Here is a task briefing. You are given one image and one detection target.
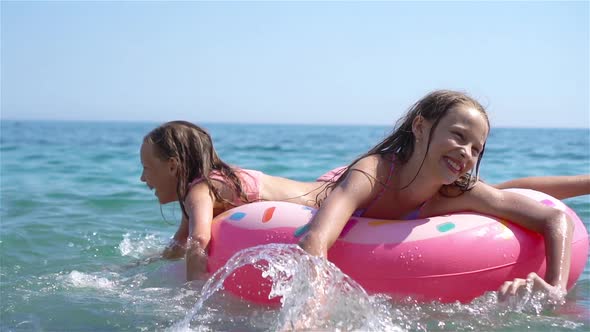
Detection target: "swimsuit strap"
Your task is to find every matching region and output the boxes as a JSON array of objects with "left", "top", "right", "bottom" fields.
[
  {"left": 403, "top": 203, "right": 425, "bottom": 220},
  {"left": 354, "top": 155, "right": 395, "bottom": 217},
  {"left": 189, "top": 171, "right": 225, "bottom": 188},
  {"left": 189, "top": 176, "right": 206, "bottom": 188},
  {"left": 189, "top": 168, "right": 233, "bottom": 188},
  {"left": 365, "top": 156, "right": 395, "bottom": 210}
]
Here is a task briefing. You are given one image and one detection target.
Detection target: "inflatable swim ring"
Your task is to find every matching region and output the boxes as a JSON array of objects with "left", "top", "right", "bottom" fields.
[{"left": 207, "top": 189, "right": 589, "bottom": 303}]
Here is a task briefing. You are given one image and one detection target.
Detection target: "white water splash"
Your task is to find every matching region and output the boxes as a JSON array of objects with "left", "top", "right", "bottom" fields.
[
  {"left": 118, "top": 232, "right": 164, "bottom": 258},
  {"left": 163, "top": 243, "right": 585, "bottom": 331},
  {"left": 65, "top": 270, "right": 118, "bottom": 290},
  {"left": 170, "top": 244, "right": 404, "bottom": 332}
]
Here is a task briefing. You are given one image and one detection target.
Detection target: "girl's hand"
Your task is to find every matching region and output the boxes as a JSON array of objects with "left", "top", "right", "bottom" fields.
[
  {"left": 162, "top": 239, "right": 186, "bottom": 259},
  {"left": 498, "top": 272, "right": 566, "bottom": 301},
  {"left": 185, "top": 237, "right": 208, "bottom": 280},
  {"left": 163, "top": 214, "right": 190, "bottom": 259}
]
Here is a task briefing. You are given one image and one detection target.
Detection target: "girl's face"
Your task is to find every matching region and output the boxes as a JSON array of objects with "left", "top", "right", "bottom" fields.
[
  {"left": 140, "top": 142, "right": 179, "bottom": 204},
  {"left": 419, "top": 106, "right": 489, "bottom": 185}
]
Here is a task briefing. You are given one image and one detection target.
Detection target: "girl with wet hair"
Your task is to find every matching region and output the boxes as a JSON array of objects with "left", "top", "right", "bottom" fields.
[
  {"left": 140, "top": 121, "right": 332, "bottom": 279},
  {"left": 299, "top": 90, "right": 579, "bottom": 300}
]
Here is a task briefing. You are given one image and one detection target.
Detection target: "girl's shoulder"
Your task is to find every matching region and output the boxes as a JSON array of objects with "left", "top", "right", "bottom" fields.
[
  {"left": 352, "top": 153, "right": 394, "bottom": 172},
  {"left": 345, "top": 154, "right": 395, "bottom": 189}
]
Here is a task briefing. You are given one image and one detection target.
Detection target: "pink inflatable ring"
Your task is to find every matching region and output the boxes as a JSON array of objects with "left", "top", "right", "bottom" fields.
[{"left": 207, "top": 189, "right": 589, "bottom": 303}]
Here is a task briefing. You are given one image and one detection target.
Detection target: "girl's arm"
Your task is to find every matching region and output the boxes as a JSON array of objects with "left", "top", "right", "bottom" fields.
[
  {"left": 427, "top": 182, "right": 573, "bottom": 299},
  {"left": 493, "top": 174, "right": 590, "bottom": 200},
  {"left": 299, "top": 157, "right": 380, "bottom": 257},
  {"left": 184, "top": 182, "right": 216, "bottom": 281},
  {"left": 161, "top": 215, "right": 189, "bottom": 259}
]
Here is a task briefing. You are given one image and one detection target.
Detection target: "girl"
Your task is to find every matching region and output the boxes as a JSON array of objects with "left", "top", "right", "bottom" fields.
[
  {"left": 141, "top": 120, "right": 588, "bottom": 286},
  {"left": 298, "top": 90, "right": 579, "bottom": 300},
  {"left": 140, "top": 121, "right": 332, "bottom": 280}
]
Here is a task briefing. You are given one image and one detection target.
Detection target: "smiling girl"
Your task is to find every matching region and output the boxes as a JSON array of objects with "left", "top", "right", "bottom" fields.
[{"left": 299, "top": 90, "right": 576, "bottom": 299}]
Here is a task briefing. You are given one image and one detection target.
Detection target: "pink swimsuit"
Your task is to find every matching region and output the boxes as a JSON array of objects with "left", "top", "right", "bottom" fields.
[
  {"left": 190, "top": 168, "right": 263, "bottom": 206},
  {"left": 316, "top": 166, "right": 348, "bottom": 183}
]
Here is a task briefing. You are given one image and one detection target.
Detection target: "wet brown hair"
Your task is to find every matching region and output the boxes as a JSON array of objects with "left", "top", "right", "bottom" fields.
[
  {"left": 321, "top": 90, "right": 489, "bottom": 202},
  {"left": 143, "top": 121, "right": 250, "bottom": 218}
]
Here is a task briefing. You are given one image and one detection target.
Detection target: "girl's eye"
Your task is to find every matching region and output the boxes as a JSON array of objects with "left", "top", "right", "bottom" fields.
[{"left": 453, "top": 131, "right": 464, "bottom": 140}]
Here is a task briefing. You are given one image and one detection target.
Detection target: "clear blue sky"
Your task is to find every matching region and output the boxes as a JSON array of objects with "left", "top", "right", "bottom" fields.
[{"left": 1, "top": 1, "right": 588, "bottom": 128}]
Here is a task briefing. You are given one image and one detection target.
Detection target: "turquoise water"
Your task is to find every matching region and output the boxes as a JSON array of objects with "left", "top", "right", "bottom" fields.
[{"left": 1, "top": 120, "right": 589, "bottom": 331}]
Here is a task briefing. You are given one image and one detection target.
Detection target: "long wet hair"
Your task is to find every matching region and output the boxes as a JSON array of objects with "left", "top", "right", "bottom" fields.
[
  {"left": 143, "top": 121, "right": 249, "bottom": 218},
  {"left": 321, "top": 90, "right": 489, "bottom": 202}
]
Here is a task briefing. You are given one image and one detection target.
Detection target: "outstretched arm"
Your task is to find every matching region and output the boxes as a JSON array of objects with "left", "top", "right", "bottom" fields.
[
  {"left": 184, "top": 182, "right": 215, "bottom": 281},
  {"left": 493, "top": 174, "right": 590, "bottom": 200},
  {"left": 474, "top": 184, "right": 573, "bottom": 298},
  {"left": 425, "top": 182, "right": 574, "bottom": 299}
]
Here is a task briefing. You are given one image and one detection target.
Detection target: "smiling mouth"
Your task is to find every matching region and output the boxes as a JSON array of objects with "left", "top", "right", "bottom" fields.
[{"left": 444, "top": 157, "right": 463, "bottom": 174}]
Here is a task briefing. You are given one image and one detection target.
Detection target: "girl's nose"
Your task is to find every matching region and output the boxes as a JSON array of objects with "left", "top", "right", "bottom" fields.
[{"left": 460, "top": 147, "right": 467, "bottom": 159}]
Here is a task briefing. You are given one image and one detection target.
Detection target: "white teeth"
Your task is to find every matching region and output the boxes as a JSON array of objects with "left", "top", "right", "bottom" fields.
[{"left": 446, "top": 158, "right": 461, "bottom": 172}]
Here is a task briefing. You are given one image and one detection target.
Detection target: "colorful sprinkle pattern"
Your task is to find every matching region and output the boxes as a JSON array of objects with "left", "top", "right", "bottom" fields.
[
  {"left": 294, "top": 223, "right": 311, "bottom": 238},
  {"left": 262, "top": 207, "right": 276, "bottom": 223},
  {"left": 436, "top": 222, "right": 456, "bottom": 233},
  {"left": 229, "top": 212, "right": 247, "bottom": 221},
  {"left": 228, "top": 195, "right": 554, "bottom": 239}
]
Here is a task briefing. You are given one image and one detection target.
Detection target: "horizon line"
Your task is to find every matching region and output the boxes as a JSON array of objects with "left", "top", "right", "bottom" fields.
[{"left": 1, "top": 118, "right": 589, "bottom": 130}]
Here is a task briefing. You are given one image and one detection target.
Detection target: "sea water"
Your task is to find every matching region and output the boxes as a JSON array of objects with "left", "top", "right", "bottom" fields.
[{"left": 1, "top": 120, "right": 589, "bottom": 331}]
